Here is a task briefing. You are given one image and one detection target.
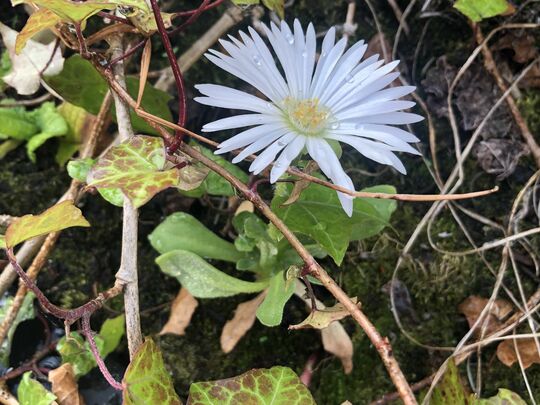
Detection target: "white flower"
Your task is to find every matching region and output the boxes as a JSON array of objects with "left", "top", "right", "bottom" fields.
[{"left": 195, "top": 19, "right": 422, "bottom": 216}]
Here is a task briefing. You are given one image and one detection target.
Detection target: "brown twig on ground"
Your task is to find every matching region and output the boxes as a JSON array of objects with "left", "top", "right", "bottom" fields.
[
  {"left": 475, "top": 26, "right": 540, "bottom": 168},
  {"left": 108, "top": 34, "right": 143, "bottom": 359},
  {"left": 180, "top": 143, "right": 418, "bottom": 405},
  {"left": 387, "top": 0, "right": 410, "bottom": 35}
]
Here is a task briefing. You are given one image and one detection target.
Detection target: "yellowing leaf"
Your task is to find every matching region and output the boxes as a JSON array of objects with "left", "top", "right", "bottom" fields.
[
  {"left": 87, "top": 135, "right": 180, "bottom": 208},
  {"left": 16, "top": 9, "right": 62, "bottom": 54},
  {"left": 289, "top": 298, "right": 360, "bottom": 330},
  {"left": 5, "top": 200, "right": 90, "bottom": 248},
  {"left": 122, "top": 339, "right": 182, "bottom": 405}
]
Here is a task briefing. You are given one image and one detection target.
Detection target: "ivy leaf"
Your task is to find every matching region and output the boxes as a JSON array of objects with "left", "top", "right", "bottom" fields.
[
  {"left": 474, "top": 389, "right": 527, "bottom": 405},
  {"left": 45, "top": 55, "right": 173, "bottom": 135},
  {"left": 18, "top": 372, "right": 57, "bottom": 405},
  {"left": 182, "top": 144, "right": 249, "bottom": 197},
  {"left": 156, "top": 250, "right": 269, "bottom": 298},
  {"left": 15, "top": 9, "right": 62, "bottom": 54},
  {"left": 12, "top": 0, "right": 148, "bottom": 25},
  {"left": 256, "top": 271, "right": 294, "bottom": 326},
  {"left": 57, "top": 332, "right": 104, "bottom": 378},
  {"left": 99, "top": 314, "right": 125, "bottom": 358},
  {"left": 149, "top": 212, "right": 243, "bottom": 262},
  {"left": 289, "top": 298, "right": 359, "bottom": 330},
  {"left": 5, "top": 200, "right": 90, "bottom": 248},
  {"left": 271, "top": 183, "right": 396, "bottom": 264},
  {"left": 122, "top": 338, "right": 182, "bottom": 405},
  {"left": 187, "top": 366, "right": 315, "bottom": 404},
  {"left": 262, "top": 0, "right": 284, "bottom": 18},
  {"left": 87, "top": 135, "right": 180, "bottom": 208},
  {"left": 67, "top": 158, "right": 95, "bottom": 182},
  {"left": 454, "top": 0, "right": 512, "bottom": 22}
]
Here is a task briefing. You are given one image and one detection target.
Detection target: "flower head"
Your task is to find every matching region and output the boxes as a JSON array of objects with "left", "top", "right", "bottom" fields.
[{"left": 195, "top": 20, "right": 422, "bottom": 216}]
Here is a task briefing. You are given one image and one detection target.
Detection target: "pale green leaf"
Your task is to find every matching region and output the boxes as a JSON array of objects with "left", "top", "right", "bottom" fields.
[
  {"left": 454, "top": 0, "right": 510, "bottom": 21},
  {"left": 99, "top": 314, "right": 125, "bottom": 358},
  {"left": 26, "top": 102, "right": 69, "bottom": 162},
  {"left": 474, "top": 388, "right": 527, "bottom": 405},
  {"left": 188, "top": 366, "right": 315, "bottom": 404},
  {"left": 67, "top": 158, "right": 95, "bottom": 182},
  {"left": 271, "top": 183, "right": 397, "bottom": 264},
  {"left": 122, "top": 338, "right": 182, "bottom": 405},
  {"left": 0, "top": 108, "right": 38, "bottom": 140},
  {"left": 87, "top": 135, "right": 180, "bottom": 208},
  {"left": 18, "top": 372, "right": 56, "bottom": 405},
  {"left": 0, "top": 139, "right": 22, "bottom": 159},
  {"left": 149, "top": 212, "right": 243, "bottom": 262},
  {"left": 156, "top": 250, "right": 269, "bottom": 298},
  {"left": 0, "top": 235, "right": 4, "bottom": 249},
  {"left": 429, "top": 359, "right": 468, "bottom": 405},
  {"left": 256, "top": 271, "right": 294, "bottom": 326},
  {"left": 57, "top": 332, "right": 103, "bottom": 377},
  {"left": 262, "top": 0, "right": 284, "bottom": 18},
  {"left": 6, "top": 200, "right": 90, "bottom": 248}
]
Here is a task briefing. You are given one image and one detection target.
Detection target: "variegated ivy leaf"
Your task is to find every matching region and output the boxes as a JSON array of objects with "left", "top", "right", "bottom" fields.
[
  {"left": 87, "top": 135, "right": 181, "bottom": 208},
  {"left": 11, "top": 0, "right": 149, "bottom": 25}
]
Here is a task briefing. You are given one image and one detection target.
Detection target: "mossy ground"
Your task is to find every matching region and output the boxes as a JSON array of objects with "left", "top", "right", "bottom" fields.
[{"left": 1, "top": 0, "right": 540, "bottom": 403}]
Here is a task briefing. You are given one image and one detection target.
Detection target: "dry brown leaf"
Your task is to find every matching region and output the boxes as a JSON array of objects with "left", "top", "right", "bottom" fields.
[
  {"left": 235, "top": 200, "right": 254, "bottom": 215},
  {"left": 289, "top": 298, "right": 359, "bottom": 330},
  {"left": 493, "top": 33, "right": 537, "bottom": 64},
  {"left": 282, "top": 161, "right": 319, "bottom": 206},
  {"left": 159, "top": 288, "right": 199, "bottom": 336},
  {"left": 497, "top": 338, "right": 540, "bottom": 369},
  {"left": 49, "top": 364, "right": 85, "bottom": 405},
  {"left": 458, "top": 296, "right": 513, "bottom": 336},
  {"left": 220, "top": 292, "right": 267, "bottom": 353},
  {"left": 322, "top": 321, "right": 354, "bottom": 374}
]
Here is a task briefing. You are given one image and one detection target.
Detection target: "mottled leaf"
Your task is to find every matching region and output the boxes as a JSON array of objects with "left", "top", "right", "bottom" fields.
[
  {"left": 87, "top": 135, "right": 179, "bottom": 208},
  {"left": 122, "top": 338, "right": 182, "bottom": 405},
  {"left": 15, "top": 9, "right": 62, "bottom": 54},
  {"left": 67, "top": 158, "right": 95, "bottom": 182},
  {"left": 289, "top": 299, "right": 359, "bottom": 330},
  {"left": 6, "top": 200, "right": 90, "bottom": 248},
  {"left": 58, "top": 332, "right": 104, "bottom": 378},
  {"left": 187, "top": 366, "right": 315, "bottom": 404},
  {"left": 45, "top": 55, "right": 172, "bottom": 135},
  {"left": 18, "top": 372, "right": 57, "bottom": 405},
  {"left": 454, "top": 0, "right": 511, "bottom": 22},
  {"left": 256, "top": 271, "right": 294, "bottom": 326},
  {"left": 149, "top": 212, "right": 242, "bottom": 262},
  {"left": 271, "top": 184, "right": 396, "bottom": 264},
  {"left": 156, "top": 250, "right": 269, "bottom": 298},
  {"left": 429, "top": 359, "right": 468, "bottom": 405},
  {"left": 474, "top": 389, "right": 527, "bottom": 405}
]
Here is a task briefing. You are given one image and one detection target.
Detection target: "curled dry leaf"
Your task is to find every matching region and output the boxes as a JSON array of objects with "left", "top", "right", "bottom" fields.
[
  {"left": 289, "top": 298, "right": 360, "bottom": 330},
  {"left": 497, "top": 338, "right": 540, "bottom": 369},
  {"left": 49, "top": 364, "right": 85, "bottom": 405},
  {"left": 282, "top": 161, "right": 319, "bottom": 206},
  {"left": 293, "top": 281, "right": 354, "bottom": 374},
  {"left": 159, "top": 287, "right": 199, "bottom": 336},
  {"left": 458, "top": 295, "right": 513, "bottom": 337},
  {"left": 234, "top": 200, "right": 254, "bottom": 215},
  {"left": 0, "top": 22, "right": 64, "bottom": 95},
  {"left": 220, "top": 291, "right": 267, "bottom": 354}
]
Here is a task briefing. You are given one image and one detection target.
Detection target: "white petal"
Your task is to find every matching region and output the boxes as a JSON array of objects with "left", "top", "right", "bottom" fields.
[
  {"left": 270, "top": 136, "right": 306, "bottom": 183},
  {"left": 249, "top": 133, "right": 296, "bottom": 174},
  {"left": 217, "top": 123, "right": 286, "bottom": 153},
  {"left": 336, "top": 100, "right": 416, "bottom": 120},
  {"left": 361, "top": 124, "right": 420, "bottom": 142},
  {"left": 351, "top": 112, "right": 424, "bottom": 125},
  {"left": 310, "top": 37, "right": 347, "bottom": 98},
  {"left": 202, "top": 114, "right": 281, "bottom": 132},
  {"left": 195, "top": 84, "right": 278, "bottom": 113},
  {"left": 231, "top": 128, "right": 289, "bottom": 163},
  {"left": 306, "top": 138, "right": 355, "bottom": 217},
  {"left": 331, "top": 127, "right": 420, "bottom": 154}
]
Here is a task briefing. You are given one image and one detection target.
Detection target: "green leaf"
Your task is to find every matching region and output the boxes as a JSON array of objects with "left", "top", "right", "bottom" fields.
[
  {"left": 262, "top": 0, "right": 284, "bottom": 18},
  {"left": 55, "top": 102, "right": 91, "bottom": 165},
  {"left": 45, "top": 55, "right": 172, "bottom": 135},
  {"left": 0, "top": 235, "right": 4, "bottom": 249},
  {"left": 474, "top": 388, "right": 527, "bottom": 405},
  {"left": 25, "top": 102, "right": 69, "bottom": 162},
  {"left": 0, "top": 50, "right": 12, "bottom": 91},
  {"left": 0, "top": 293, "right": 35, "bottom": 365},
  {"left": 18, "top": 372, "right": 57, "bottom": 405},
  {"left": 156, "top": 250, "right": 269, "bottom": 298},
  {"left": 256, "top": 271, "right": 294, "bottom": 326},
  {"left": 429, "top": 359, "right": 468, "bottom": 405},
  {"left": 67, "top": 158, "right": 95, "bottom": 182},
  {"left": 6, "top": 200, "right": 90, "bottom": 248},
  {"left": 122, "top": 338, "right": 182, "bottom": 405},
  {"left": 57, "top": 332, "right": 103, "bottom": 377},
  {"left": 0, "top": 108, "right": 38, "bottom": 140},
  {"left": 87, "top": 135, "right": 180, "bottom": 208},
  {"left": 271, "top": 183, "right": 397, "bottom": 264},
  {"left": 99, "top": 314, "right": 125, "bottom": 358},
  {"left": 454, "top": 0, "right": 510, "bottom": 22},
  {"left": 149, "top": 212, "right": 242, "bottom": 262},
  {"left": 188, "top": 366, "right": 315, "bottom": 404},
  {"left": 0, "top": 139, "right": 22, "bottom": 159},
  {"left": 15, "top": 9, "right": 62, "bottom": 54}
]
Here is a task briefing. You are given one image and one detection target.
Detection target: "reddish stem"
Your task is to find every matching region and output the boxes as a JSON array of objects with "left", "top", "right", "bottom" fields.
[
  {"left": 171, "top": 0, "right": 225, "bottom": 19},
  {"left": 168, "top": 0, "right": 213, "bottom": 36},
  {"left": 148, "top": 0, "right": 187, "bottom": 148},
  {"left": 107, "top": 39, "right": 148, "bottom": 68}
]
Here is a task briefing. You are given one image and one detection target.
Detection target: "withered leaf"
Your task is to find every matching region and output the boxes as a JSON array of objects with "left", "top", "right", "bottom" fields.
[
  {"left": 458, "top": 296, "right": 513, "bottom": 337},
  {"left": 322, "top": 322, "right": 353, "bottom": 374},
  {"left": 220, "top": 292, "right": 267, "bottom": 354},
  {"left": 49, "top": 364, "right": 85, "bottom": 405},
  {"left": 159, "top": 288, "right": 199, "bottom": 336},
  {"left": 497, "top": 338, "right": 540, "bottom": 369},
  {"left": 282, "top": 161, "right": 319, "bottom": 206},
  {"left": 289, "top": 298, "right": 359, "bottom": 330}
]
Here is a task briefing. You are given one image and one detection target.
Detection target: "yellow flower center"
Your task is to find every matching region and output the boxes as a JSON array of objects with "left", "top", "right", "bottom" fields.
[{"left": 282, "top": 98, "right": 331, "bottom": 136}]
